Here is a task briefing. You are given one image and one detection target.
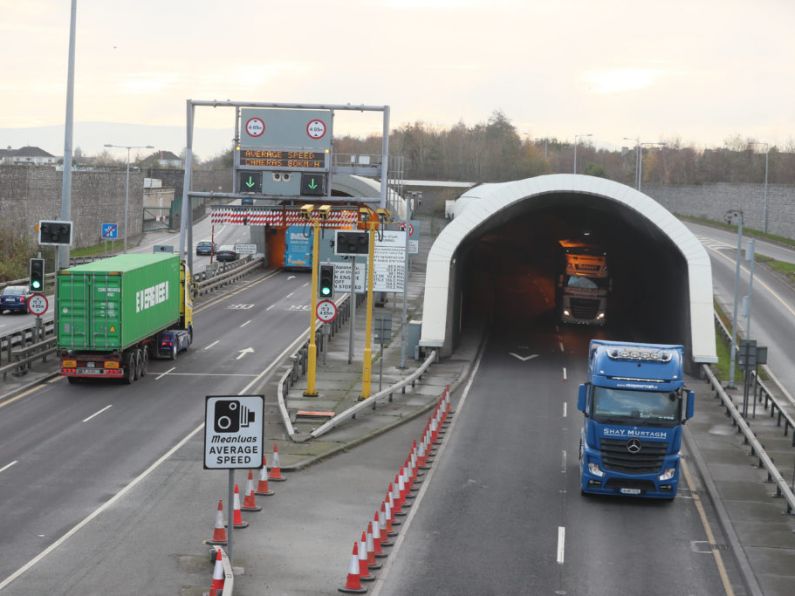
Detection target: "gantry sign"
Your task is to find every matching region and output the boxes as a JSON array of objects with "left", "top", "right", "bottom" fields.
[{"left": 177, "top": 100, "right": 390, "bottom": 274}]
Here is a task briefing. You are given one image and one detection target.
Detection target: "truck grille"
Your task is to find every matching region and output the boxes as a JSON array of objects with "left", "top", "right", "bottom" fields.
[
  {"left": 571, "top": 298, "right": 599, "bottom": 320},
  {"left": 599, "top": 438, "right": 666, "bottom": 473}
]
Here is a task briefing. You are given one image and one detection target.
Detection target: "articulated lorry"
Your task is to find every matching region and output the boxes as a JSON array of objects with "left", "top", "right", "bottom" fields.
[
  {"left": 57, "top": 253, "right": 193, "bottom": 384},
  {"left": 577, "top": 340, "right": 695, "bottom": 499},
  {"left": 558, "top": 239, "right": 609, "bottom": 326}
]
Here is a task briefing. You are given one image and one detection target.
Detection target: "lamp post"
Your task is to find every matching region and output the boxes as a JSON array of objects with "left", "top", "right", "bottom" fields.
[
  {"left": 748, "top": 142, "right": 770, "bottom": 233},
  {"left": 725, "top": 209, "right": 744, "bottom": 389},
  {"left": 104, "top": 144, "right": 154, "bottom": 252},
  {"left": 573, "top": 133, "right": 592, "bottom": 174}
]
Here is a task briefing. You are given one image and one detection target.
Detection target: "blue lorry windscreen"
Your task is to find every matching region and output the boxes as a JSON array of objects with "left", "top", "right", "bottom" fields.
[{"left": 592, "top": 387, "right": 679, "bottom": 427}]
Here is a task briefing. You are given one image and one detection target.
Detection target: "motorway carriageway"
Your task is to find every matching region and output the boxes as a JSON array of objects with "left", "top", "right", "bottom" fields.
[{"left": 0, "top": 268, "right": 311, "bottom": 583}]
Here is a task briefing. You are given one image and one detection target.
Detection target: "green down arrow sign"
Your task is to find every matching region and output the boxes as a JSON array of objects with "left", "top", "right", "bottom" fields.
[
  {"left": 240, "top": 171, "right": 261, "bottom": 193},
  {"left": 245, "top": 176, "right": 256, "bottom": 189}
]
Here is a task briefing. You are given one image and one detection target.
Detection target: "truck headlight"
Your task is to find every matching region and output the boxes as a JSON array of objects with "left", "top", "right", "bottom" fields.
[
  {"left": 588, "top": 462, "right": 605, "bottom": 477},
  {"left": 563, "top": 309, "right": 571, "bottom": 317},
  {"left": 659, "top": 467, "right": 676, "bottom": 481}
]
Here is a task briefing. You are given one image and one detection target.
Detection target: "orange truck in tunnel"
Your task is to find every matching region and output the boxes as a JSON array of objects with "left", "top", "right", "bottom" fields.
[{"left": 558, "top": 239, "right": 609, "bottom": 326}]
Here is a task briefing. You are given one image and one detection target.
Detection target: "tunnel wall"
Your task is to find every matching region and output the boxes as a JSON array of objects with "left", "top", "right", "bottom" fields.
[{"left": 420, "top": 174, "right": 717, "bottom": 364}]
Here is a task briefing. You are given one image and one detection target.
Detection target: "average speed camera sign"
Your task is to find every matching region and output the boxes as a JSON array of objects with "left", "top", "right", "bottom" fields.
[
  {"left": 316, "top": 299, "right": 338, "bottom": 323},
  {"left": 27, "top": 293, "right": 48, "bottom": 316}
]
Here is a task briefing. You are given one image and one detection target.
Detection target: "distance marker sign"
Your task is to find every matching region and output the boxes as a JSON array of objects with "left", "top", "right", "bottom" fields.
[{"left": 204, "top": 395, "right": 264, "bottom": 469}]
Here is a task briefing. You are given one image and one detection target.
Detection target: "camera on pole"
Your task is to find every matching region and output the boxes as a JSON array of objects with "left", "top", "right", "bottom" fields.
[
  {"left": 319, "top": 264, "right": 334, "bottom": 299},
  {"left": 29, "top": 258, "right": 45, "bottom": 292}
]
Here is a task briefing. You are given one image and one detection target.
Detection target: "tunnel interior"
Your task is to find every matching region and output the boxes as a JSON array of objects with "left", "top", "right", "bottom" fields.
[{"left": 457, "top": 192, "right": 691, "bottom": 354}]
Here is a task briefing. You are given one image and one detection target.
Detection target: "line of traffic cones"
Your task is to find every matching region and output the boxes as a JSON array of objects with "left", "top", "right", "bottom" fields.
[{"left": 338, "top": 387, "right": 454, "bottom": 592}]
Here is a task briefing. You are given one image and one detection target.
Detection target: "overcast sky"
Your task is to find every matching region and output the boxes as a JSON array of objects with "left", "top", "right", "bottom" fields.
[{"left": 2, "top": 0, "right": 793, "bottom": 157}]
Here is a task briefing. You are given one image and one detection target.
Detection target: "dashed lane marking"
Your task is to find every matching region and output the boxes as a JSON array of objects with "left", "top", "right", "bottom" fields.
[
  {"left": 82, "top": 405, "right": 112, "bottom": 423},
  {"left": 155, "top": 367, "right": 175, "bottom": 380},
  {"left": 0, "top": 460, "right": 18, "bottom": 474},
  {"left": 240, "top": 320, "right": 251, "bottom": 328},
  {"left": 203, "top": 340, "right": 220, "bottom": 351},
  {"left": 556, "top": 527, "right": 566, "bottom": 564}
]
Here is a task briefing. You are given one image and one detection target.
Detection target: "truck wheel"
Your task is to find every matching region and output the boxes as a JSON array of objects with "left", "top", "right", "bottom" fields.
[
  {"left": 135, "top": 349, "right": 144, "bottom": 378},
  {"left": 140, "top": 348, "right": 149, "bottom": 377},
  {"left": 124, "top": 352, "right": 137, "bottom": 384},
  {"left": 170, "top": 345, "right": 177, "bottom": 361}
]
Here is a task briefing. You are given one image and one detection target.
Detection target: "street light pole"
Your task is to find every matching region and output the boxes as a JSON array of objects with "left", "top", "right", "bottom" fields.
[
  {"left": 58, "top": 0, "right": 78, "bottom": 271},
  {"left": 573, "top": 133, "right": 592, "bottom": 174},
  {"left": 726, "top": 209, "right": 744, "bottom": 389},
  {"left": 104, "top": 143, "right": 154, "bottom": 252},
  {"left": 749, "top": 142, "right": 770, "bottom": 233}
]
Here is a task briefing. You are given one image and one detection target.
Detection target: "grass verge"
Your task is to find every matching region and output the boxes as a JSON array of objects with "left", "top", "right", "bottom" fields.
[{"left": 71, "top": 239, "right": 126, "bottom": 258}]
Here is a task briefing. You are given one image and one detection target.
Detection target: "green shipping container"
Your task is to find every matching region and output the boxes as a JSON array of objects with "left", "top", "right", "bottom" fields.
[{"left": 57, "top": 254, "right": 181, "bottom": 351}]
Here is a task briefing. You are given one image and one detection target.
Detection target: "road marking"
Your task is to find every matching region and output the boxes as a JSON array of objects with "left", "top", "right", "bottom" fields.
[
  {"left": 266, "top": 304, "right": 275, "bottom": 311},
  {"left": 203, "top": 340, "right": 220, "bottom": 351},
  {"left": 240, "top": 320, "right": 251, "bottom": 328},
  {"left": 236, "top": 347, "right": 254, "bottom": 360},
  {"left": 286, "top": 291, "right": 294, "bottom": 298},
  {"left": 562, "top": 367, "right": 567, "bottom": 381},
  {"left": 155, "top": 367, "right": 175, "bottom": 380},
  {"left": 301, "top": 282, "right": 309, "bottom": 288},
  {"left": 561, "top": 450, "right": 567, "bottom": 473},
  {"left": 194, "top": 269, "right": 280, "bottom": 314},
  {"left": 158, "top": 372, "right": 258, "bottom": 377},
  {"left": 0, "top": 460, "right": 18, "bottom": 474},
  {"left": 708, "top": 244, "right": 795, "bottom": 319},
  {"left": 370, "top": 340, "right": 488, "bottom": 596},
  {"left": 681, "top": 458, "right": 735, "bottom": 596},
  {"left": 563, "top": 402, "right": 567, "bottom": 418},
  {"left": 509, "top": 352, "right": 538, "bottom": 362},
  {"left": 287, "top": 275, "right": 296, "bottom": 281},
  {"left": 556, "top": 527, "right": 566, "bottom": 564},
  {"left": 559, "top": 341, "right": 565, "bottom": 353},
  {"left": 82, "top": 405, "right": 112, "bottom": 423}
]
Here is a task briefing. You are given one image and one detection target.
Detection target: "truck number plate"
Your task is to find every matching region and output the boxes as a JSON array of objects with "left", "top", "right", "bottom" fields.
[
  {"left": 77, "top": 368, "right": 103, "bottom": 375},
  {"left": 620, "top": 488, "right": 642, "bottom": 495}
]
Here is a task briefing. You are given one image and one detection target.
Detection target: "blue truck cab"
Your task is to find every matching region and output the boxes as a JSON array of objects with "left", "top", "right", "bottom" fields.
[{"left": 577, "top": 340, "right": 695, "bottom": 499}]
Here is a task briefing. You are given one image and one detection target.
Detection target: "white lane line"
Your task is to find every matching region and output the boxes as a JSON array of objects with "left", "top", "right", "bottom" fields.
[
  {"left": 160, "top": 373, "right": 258, "bottom": 377},
  {"left": 286, "top": 291, "right": 294, "bottom": 298},
  {"left": 82, "top": 405, "right": 112, "bottom": 423},
  {"left": 562, "top": 367, "right": 567, "bottom": 381},
  {"left": 370, "top": 341, "right": 489, "bottom": 596},
  {"left": 155, "top": 367, "right": 175, "bottom": 380},
  {"left": 0, "top": 460, "right": 18, "bottom": 474},
  {"left": 559, "top": 341, "right": 565, "bottom": 353},
  {"left": 301, "top": 282, "right": 309, "bottom": 288},
  {"left": 203, "top": 340, "right": 220, "bottom": 351},
  {"left": 266, "top": 304, "right": 275, "bottom": 311},
  {"left": 563, "top": 402, "right": 567, "bottom": 418},
  {"left": 240, "top": 320, "right": 251, "bottom": 328},
  {"left": 0, "top": 422, "right": 205, "bottom": 591},
  {"left": 561, "top": 450, "right": 567, "bottom": 473},
  {"left": 557, "top": 527, "right": 566, "bottom": 564}
]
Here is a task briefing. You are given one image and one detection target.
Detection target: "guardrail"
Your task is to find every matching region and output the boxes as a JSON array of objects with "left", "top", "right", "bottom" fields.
[
  {"left": 193, "top": 257, "right": 265, "bottom": 296},
  {"left": 0, "top": 319, "right": 55, "bottom": 366},
  {"left": 0, "top": 336, "right": 57, "bottom": 381},
  {"left": 713, "top": 313, "right": 795, "bottom": 445},
  {"left": 702, "top": 363, "right": 795, "bottom": 513},
  {"left": 309, "top": 349, "right": 438, "bottom": 440}
]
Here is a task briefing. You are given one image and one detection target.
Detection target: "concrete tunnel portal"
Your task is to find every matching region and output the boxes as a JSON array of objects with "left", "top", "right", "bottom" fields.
[{"left": 420, "top": 175, "right": 717, "bottom": 366}]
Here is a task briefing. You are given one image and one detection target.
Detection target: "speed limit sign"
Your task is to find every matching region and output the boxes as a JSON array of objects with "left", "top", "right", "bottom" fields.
[
  {"left": 316, "top": 299, "right": 338, "bottom": 323},
  {"left": 27, "top": 293, "right": 48, "bottom": 316}
]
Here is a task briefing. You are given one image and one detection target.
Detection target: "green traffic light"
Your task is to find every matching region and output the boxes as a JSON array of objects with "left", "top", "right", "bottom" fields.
[
  {"left": 32, "top": 281, "right": 41, "bottom": 289},
  {"left": 321, "top": 286, "right": 331, "bottom": 296}
]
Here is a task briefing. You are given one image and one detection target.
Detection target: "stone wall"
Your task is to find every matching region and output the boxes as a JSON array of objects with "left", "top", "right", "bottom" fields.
[
  {"left": 0, "top": 165, "right": 143, "bottom": 247},
  {"left": 643, "top": 183, "right": 795, "bottom": 238}
]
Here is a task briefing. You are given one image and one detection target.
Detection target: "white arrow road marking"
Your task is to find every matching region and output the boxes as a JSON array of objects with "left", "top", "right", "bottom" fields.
[
  {"left": 236, "top": 347, "right": 254, "bottom": 360},
  {"left": 83, "top": 405, "right": 112, "bottom": 423},
  {"left": 509, "top": 352, "right": 539, "bottom": 362},
  {"left": 203, "top": 340, "right": 220, "bottom": 351},
  {"left": 287, "top": 275, "right": 296, "bottom": 280}
]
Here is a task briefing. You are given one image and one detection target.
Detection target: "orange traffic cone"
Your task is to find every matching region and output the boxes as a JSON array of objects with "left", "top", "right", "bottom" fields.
[
  {"left": 372, "top": 513, "right": 387, "bottom": 558},
  {"left": 205, "top": 499, "right": 228, "bottom": 545},
  {"left": 270, "top": 443, "right": 286, "bottom": 481},
  {"left": 255, "top": 455, "right": 275, "bottom": 496},
  {"left": 209, "top": 547, "right": 225, "bottom": 593},
  {"left": 242, "top": 470, "right": 262, "bottom": 512},
  {"left": 365, "top": 522, "right": 382, "bottom": 569},
  {"left": 227, "top": 484, "right": 248, "bottom": 529},
  {"left": 378, "top": 504, "right": 395, "bottom": 545},
  {"left": 358, "top": 532, "right": 375, "bottom": 582},
  {"left": 338, "top": 542, "right": 367, "bottom": 593},
  {"left": 387, "top": 488, "right": 401, "bottom": 526}
]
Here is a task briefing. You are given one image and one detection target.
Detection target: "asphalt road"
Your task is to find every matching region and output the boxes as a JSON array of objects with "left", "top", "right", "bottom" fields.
[
  {"left": 378, "top": 323, "right": 730, "bottom": 596},
  {"left": 0, "top": 269, "right": 311, "bottom": 583},
  {"left": 686, "top": 222, "right": 795, "bottom": 396}
]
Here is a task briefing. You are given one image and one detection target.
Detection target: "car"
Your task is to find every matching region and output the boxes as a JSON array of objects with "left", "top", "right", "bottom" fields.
[
  {"left": 196, "top": 241, "right": 217, "bottom": 256},
  {"left": 155, "top": 329, "right": 191, "bottom": 360},
  {"left": 0, "top": 286, "right": 32, "bottom": 314},
  {"left": 215, "top": 245, "right": 239, "bottom": 262}
]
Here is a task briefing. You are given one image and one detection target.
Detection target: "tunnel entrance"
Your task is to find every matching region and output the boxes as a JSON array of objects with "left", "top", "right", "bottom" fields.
[{"left": 421, "top": 175, "right": 716, "bottom": 365}]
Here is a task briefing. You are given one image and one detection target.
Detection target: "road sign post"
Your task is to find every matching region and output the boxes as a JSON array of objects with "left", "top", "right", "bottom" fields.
[
  {"left": 305, "top": 219, "right": 321, "bottom": 397},
  {"left": 204, "top": 394, "right": 265, "bottom": 561}
]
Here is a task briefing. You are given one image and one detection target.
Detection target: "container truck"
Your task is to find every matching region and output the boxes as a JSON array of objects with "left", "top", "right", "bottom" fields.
[
  {"left": 57, "top": 253, "right": 193, "bottom": 384},
  {"left": 558, "top": 239, "right": 609, "bottom": 326},
  {"left": 577, "top": 340, "right": 695, "bottom": 499}
]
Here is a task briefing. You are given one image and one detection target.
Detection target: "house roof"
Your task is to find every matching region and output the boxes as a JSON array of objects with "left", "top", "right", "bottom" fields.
[{"left": 0, "top": 146, "right": 56, "bottom": 158}]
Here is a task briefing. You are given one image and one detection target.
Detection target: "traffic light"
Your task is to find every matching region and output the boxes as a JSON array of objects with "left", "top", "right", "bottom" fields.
[
  {"left": 319, "top": 264, "right": 334, "bottom": 299},
  {"left": 29, "top": 258, "right": 45, "bottom": 292},
  {"left": 39, "top": 220, "right": 73, "bottom": 245}
]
